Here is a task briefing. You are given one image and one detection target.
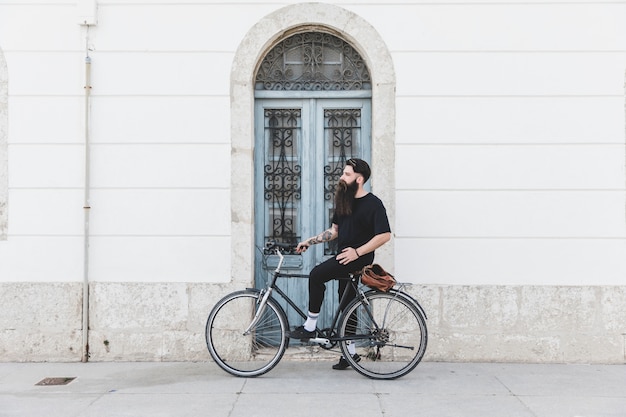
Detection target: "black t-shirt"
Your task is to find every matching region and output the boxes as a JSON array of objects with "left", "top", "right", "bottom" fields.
[{"left": 332, "top": 193, "right": 391, "bottom": 255}]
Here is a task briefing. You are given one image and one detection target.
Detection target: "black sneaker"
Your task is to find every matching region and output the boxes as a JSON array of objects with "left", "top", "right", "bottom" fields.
[
  {"left": 286, "top": 325, "right": 316, "bottom": 341},
  {"left": 332, "top": 354, "right": 361, "bottom": 370}
]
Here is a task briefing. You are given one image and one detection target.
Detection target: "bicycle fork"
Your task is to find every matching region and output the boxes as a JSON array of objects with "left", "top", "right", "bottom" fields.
[
  {"left": 243, "top": 250, "right": 285, "bottom": 336},
  {"left": 242, "top": 288, "right": 273, "bottom": 336}
]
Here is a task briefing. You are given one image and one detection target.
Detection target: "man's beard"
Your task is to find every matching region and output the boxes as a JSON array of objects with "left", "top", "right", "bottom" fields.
[{"left": 334, "top": 179, "right": 358, "bottom": 217}]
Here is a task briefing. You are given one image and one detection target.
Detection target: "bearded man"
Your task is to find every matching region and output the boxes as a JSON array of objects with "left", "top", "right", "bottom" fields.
[{"left": 287, "top": 158, "right": 391, "bottom": 370}]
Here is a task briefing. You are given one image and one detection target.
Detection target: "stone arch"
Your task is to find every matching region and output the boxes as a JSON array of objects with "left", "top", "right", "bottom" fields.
[{"left": 230, "top": 3, "right": 396, "bottom": 286}]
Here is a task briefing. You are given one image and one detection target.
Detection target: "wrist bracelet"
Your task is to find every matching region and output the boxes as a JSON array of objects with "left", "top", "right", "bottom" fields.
[{"left": 355, "top": 248, "right": 360, "bottom": 257}]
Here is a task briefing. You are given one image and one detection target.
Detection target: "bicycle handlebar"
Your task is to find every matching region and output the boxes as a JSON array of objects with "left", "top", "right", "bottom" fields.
[{"left": 264, "top": 240, "right": 298, "bottom": 254}]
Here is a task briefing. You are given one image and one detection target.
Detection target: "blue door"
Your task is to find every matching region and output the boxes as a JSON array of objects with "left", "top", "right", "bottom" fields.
[
  {"left": 254, "top": 98, "right": 371, "bottom": 330},
  {"left": 252, "top": 30, "right": 372, "bottom": 331}
]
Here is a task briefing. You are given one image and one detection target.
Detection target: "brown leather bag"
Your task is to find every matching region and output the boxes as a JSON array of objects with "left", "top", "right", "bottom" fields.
[{"left": 360, "top": 264, "right": 396, "bottom": 292}]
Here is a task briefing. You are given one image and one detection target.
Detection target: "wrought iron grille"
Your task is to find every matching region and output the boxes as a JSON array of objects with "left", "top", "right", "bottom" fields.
[
  {"left": 323, "top": 108, "right": 362, "bottom": 255},
  {"left": 264, "top": 109, "right": 302, "bottom": 245},
  {"left": 255, "top": 32, "right": 371, "bottom": 91}
]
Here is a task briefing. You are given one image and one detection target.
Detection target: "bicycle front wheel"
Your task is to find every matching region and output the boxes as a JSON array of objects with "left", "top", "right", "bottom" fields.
[
  {"left": 339, "top": 291, "right": 427, "bottom": 379},
  {"left": 206, "top": 290, "right": 288, "bottom": 377}
]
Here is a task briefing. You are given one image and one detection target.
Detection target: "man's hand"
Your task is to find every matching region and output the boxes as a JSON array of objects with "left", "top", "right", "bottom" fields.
[
  {"left": 336, "top": 247, "right": 359, "bottom": 265},
  {"left": 296, "top": 241, "right": 310, "bottom": 254}
]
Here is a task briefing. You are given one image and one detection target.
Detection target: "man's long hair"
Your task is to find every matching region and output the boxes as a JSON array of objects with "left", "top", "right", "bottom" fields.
[{"left": 334, "top": 179, "right": 358, "bottom": 217}]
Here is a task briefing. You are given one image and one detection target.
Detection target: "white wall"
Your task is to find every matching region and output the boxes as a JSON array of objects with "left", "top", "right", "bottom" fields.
[
  {"left": 372, "top": 2, "right": 626, "bottom": 285},
  {"left": 1, "top": 1, "right": 624, "bottom": 286},
  {"left": 0, "top": 48, "right": 7, "bottom": 241},
  {"left": 0, "top": 1, "right": 275, "bottom": 283},
  {"left": 0, "top": 0, "right": 625, "bottom": 362}
]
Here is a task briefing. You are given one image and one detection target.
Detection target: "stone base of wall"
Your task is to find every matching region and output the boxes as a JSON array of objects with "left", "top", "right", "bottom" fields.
[
  {"left": 1, "top": 282, "right": 625, "bottom": 363},
  {"left": 0, "top": 283, "right": 83, "bottom": 361},
  {"left": 406, "top": 285, "right": 626, "bottom": 364}
]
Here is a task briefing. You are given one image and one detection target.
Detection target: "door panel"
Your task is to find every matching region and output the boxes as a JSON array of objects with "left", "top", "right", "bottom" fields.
[
  {"left": 317, "top": 100, "right": 372, "bottom": 258},
  {"left": 254, "top": 98, "right": 370, "bottom": 331}
]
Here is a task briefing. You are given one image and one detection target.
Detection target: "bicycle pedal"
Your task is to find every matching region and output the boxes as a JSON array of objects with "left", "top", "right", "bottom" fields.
[{"left": 308, "top": 337, "right": 331, "bottom": 347}]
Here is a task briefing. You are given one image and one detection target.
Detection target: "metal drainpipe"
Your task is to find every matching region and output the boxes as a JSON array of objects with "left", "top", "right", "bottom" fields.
[{"left": 82, "top": 40, "right": 92, "bottom": 363}]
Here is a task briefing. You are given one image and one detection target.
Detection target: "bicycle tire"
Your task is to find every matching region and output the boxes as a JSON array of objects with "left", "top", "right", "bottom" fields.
[
  {"left": 338, "top": 291, "right": 427, "bottom": 380},
  {"left": 206, "top": 289, "right": 288, "bottom": 377}
]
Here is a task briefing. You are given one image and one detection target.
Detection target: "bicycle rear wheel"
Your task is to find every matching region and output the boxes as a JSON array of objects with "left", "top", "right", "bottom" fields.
[
  {"left": 206, "top": 289, "right": 288, "bottom": 377},
  {"left": 338, "top": 291, "right": 427, "bottom": 379}
]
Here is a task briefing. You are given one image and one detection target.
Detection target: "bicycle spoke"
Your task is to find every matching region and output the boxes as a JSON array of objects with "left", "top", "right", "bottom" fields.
[
  {"left": 206, "top": 290, "right": 288, "bottom": 377},
  {"left": 339, "top": 292, "right": 427, "bottom": 379}
]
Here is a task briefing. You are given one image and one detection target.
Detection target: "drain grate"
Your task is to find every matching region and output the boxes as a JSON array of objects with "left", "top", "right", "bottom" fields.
[{"left": 35, "top": 377, "right": 76, "bottom": 386}]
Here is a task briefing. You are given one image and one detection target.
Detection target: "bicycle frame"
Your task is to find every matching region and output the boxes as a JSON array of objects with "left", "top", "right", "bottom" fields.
[{"left": 244, "top": 246, "right": 387, "bottom": 348}]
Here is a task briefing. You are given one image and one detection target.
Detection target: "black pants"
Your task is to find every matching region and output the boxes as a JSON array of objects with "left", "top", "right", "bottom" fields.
[{"left": 308, "top": 255, "right": 372, "bottom": 313}]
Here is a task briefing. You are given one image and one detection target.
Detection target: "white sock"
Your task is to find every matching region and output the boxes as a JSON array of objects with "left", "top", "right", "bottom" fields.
[
  {"left": 347, "top": 341, "right": 356, "bottom": 356},
  {"left": 303, "top": 312, "right": 319, "bottom": 332}
]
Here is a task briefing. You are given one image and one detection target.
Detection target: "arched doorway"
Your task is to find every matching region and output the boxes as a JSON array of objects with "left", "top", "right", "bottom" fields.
[
  {"left": 229, "top": 3, "right": 396, "bottom": 311},
  {"left": 253, "top": 30, "right": 372, "bottom": 328}
]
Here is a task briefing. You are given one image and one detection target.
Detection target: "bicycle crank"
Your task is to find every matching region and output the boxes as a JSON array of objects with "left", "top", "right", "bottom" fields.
[{"left": 307, "top": 337, "right": 332, "bottom": 348}]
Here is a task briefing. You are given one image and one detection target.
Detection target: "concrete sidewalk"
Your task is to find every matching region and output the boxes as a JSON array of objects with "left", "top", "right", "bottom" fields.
[{"left": 1, "top": 360, "right": 625, "bottom": 417}]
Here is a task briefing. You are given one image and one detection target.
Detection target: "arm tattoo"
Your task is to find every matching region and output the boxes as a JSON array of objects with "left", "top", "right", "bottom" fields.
[{"left": 308, "top": 228, "right": 334, "bottom": 246}]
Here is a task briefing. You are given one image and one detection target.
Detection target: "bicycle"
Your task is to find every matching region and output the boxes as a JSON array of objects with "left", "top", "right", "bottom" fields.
[{"left": 205, "top": 241, "right": 428, "bottom": 380}]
